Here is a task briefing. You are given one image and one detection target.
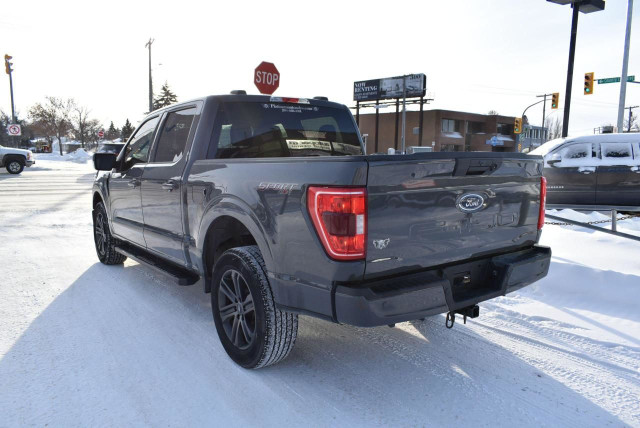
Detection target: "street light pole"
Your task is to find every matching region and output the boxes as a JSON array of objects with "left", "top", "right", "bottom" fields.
[
  {"left": 617, "top": 0, "right": 633, "bottom": 132},
  {"left": 548, "top": 0, "right": 605, "bottom": 137},
  {"left": 562, "top": 3, "right": 580, "bottom": 138},
  {"left": 145, "top": 38, "right": 154, "bottom": 113}
]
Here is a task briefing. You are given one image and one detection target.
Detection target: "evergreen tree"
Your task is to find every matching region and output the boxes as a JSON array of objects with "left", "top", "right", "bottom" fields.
[
  {"left": 121, "top": 119, "right": 135, "bottom": 141},
  {"left": 105, "top": 121, "right": 120, "bottom": 140},
  {"left": 153, "top": 82, "right": 178, "bottom": 110}
]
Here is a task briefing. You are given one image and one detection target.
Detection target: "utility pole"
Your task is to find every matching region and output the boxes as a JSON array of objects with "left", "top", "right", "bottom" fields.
[
  {"left": 617, "top": 0, "right": 634, "bottom": 132},
  {"left": 145, "top": 38, "right": 154, "bottom": 113},
  {"left": 625, "top": 105, "right": 639, "bottom": 132}
]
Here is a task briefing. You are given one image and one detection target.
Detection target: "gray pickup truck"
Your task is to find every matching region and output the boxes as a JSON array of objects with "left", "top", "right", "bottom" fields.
[{"left": 92, "top": 93, "right": 551, "bottom": 368}]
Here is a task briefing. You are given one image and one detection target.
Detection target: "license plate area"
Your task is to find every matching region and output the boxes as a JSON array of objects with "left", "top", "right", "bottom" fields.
[{"left": 443, "top": 259, "right": 501, "bottom": 305}]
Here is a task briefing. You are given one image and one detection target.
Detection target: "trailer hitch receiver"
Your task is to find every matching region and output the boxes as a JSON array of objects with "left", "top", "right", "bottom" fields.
[{"left": 445, "top": 305, "right": 480, "bottom": 329}]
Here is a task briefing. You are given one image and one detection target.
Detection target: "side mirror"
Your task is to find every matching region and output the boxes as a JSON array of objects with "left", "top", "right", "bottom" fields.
[
  {"left": 546, "top": 154, "right": 561, "bottom": 167},
  {"left": 94, "top": 152, "right": 118, "bottom": 171}
]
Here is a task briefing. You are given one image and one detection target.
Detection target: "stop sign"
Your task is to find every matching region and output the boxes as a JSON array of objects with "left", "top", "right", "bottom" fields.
[
  {"left": 254, "top": 61, "right": 280, "bottom": 95},
  {"left": 98, "top": 130, "right": 104, "bottom": 138}
]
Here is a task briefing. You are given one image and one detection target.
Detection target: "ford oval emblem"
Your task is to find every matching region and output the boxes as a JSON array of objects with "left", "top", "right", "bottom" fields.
[{"left": 456, "top": 193, "right": 486, "bottom": 213}]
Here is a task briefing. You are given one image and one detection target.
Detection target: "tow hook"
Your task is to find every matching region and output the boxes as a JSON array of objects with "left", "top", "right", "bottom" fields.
[{"left": 445, "top": 305, "right": 480, "bottom": 329}]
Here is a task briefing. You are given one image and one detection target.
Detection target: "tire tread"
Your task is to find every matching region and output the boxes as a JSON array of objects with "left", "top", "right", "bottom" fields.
[{"left": 226, "top": 245, "right": 298, "bottom": 368}]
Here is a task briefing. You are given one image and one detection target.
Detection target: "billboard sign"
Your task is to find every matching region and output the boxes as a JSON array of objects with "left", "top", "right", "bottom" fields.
[{"left": 353, "top": 74, "right": 426, "bottom": 101}]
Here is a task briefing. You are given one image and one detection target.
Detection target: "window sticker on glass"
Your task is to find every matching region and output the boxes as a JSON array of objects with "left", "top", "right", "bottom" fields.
[
  {"left": 286, "top": 140, "right": 332, "bottom": 151},
  {"left": 262, "top": 103, "right": 319, "bottom": 114}
]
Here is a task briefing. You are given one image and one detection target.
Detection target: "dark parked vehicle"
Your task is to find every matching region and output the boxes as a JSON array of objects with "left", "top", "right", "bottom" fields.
[
  {"left": 531, "top": 134, "right": 640, "bottom": 207},
  {"left": 92, "top": 94, "right": 550, "bottom": 368}
]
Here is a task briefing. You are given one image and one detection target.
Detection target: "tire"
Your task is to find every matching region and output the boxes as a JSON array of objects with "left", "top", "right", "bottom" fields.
[
  {"left": 93, "top": 201, "right": 127, "bottom": 265},
  {"left": 6, "top": 159, "right": 24, "bottom": 174},
  {"left": 211, "top": 245, "right": 298, "bottom": 369}
]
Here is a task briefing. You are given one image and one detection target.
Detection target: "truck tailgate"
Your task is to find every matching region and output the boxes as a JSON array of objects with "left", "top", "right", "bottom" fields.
[{"left": 365, "top": 153, "right": 543, "bottom": 279}]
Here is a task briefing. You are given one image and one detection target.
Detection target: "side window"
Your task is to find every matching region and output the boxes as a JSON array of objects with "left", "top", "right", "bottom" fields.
[
  {"left": 558, "top": 143, "right": 592, "bottom": 167},
  {"left": 601, "top": 142, "right": 634, "bottom": 166},
  {"left": 153, "top": 108, "right": 196, "bottom": 163},
  {"left": 122, "top": 117, "right": 160, "bottom": 169}
]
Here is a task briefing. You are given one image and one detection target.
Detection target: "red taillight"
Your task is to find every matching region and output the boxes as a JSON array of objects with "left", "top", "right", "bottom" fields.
[
  {"left": 538, "top": 176, "right": 547, "bottom": 230},
  {"left": 307, "top": 186, "right": 366, "bottom": 260}
]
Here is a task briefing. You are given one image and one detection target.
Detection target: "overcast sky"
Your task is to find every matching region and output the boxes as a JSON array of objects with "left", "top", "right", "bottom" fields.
[{"left": 1, "top": 0, "right": 638, "bottom": 136}]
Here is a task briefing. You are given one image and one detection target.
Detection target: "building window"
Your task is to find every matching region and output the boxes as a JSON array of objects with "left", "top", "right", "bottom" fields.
[
  {"left": 440, "top": 144, "right": 460, "bottom": 152},
  {"left": 467, "top": 121, "right": 485, "bottom": 134},
  {"left": 496, "top": 123, "right": 512, "bottom": 135},
  {"left": 441, "top": 119, "right": 457, "bottom": 133}
]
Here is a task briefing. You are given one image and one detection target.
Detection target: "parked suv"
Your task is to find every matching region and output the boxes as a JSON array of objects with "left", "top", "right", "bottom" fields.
[
  {"left": 0, "top": 144, "right": 35, "bottom": 174},
  {"left": 530, "top": 133, "right": 640, "bottom": 206},
  {"left": 92, "top": 94, "right": 550, "bottom": 368}
]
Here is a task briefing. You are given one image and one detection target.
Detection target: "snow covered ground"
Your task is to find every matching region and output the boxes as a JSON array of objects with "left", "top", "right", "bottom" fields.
[{"left": 1, "top": 155, "right": 639, "bottom": 427}]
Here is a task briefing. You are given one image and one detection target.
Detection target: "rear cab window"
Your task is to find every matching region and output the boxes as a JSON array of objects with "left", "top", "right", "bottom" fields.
[
  {"left": 600, "top": 142, "right": 637, "bottom": 166},
  {"left": 207, "top": 101, "right": 362, "bottom": 159}
]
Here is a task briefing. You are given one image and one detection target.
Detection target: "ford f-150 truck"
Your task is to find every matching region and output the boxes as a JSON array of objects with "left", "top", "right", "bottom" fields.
[{"left": 92, "top": 93, "right": 551, "bottom": 369}]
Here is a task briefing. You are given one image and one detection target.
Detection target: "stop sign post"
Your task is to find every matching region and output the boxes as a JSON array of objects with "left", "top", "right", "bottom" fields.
[{"left": 254, "top": 62, "right": 280, "bottom": 95}]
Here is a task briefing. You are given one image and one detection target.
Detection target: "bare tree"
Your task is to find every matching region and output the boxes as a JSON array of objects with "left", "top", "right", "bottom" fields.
[
  {"left": 72, "top": 105, "right": 102, "bottom": 149},
  {"left": 487, "top": 110, "right": 499, "bottom": 116},
  {"left": 28, "top": 97, "right": 76, "bottom": 155},
  {"left": 546, "top": 117, "right": 563, "bottom": 140}
]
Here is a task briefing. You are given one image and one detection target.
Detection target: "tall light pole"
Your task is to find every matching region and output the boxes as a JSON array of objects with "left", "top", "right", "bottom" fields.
[
  {"left": 547, "top": 0, "right": 605, "bottom": 138},
  {"left": 145, "top": 38, "right": 154, "bottom": 112},
  {"left": 617, "top": 0, "right": 633, "bottom": 132},
  {"left": 4, "top": 54, "right": 15, "bottom": 124}
]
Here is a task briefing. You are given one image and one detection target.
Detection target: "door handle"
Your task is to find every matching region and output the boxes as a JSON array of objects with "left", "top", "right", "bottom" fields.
[
  {"left": 162, "top": 180, "right": 179, "bottom": 191},
  {"left": 580, "top": 171, "right": 594, "bottom": 174},
  {"left": 128, "top": 178, "right": 140, "bottom": 188}
]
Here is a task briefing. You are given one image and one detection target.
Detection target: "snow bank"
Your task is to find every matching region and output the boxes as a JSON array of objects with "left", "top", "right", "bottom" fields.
[{"left": 35, "top": 148, "right": 93, "bottom": 164}]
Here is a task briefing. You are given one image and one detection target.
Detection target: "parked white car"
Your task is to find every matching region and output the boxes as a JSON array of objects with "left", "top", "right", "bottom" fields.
[{"left": 0, "top": 144, "right": 35, "bottom": 174}]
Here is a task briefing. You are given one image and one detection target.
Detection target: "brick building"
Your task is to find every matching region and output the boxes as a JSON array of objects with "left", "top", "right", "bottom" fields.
[{"left": 355, "top": 109, "right": 518, "bottom": 154}]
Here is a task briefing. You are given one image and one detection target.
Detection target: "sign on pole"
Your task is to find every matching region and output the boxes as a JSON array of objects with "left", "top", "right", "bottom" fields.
[
  {"left": 254, "top": 62, "right": 280, "bottom": 95},
  {"left": 98, "top": 130, "right": 104, "bottom": 138},
  {"left": 6, "top": 124, "right": 21, "bottom": 136},
  {"left": 597, "top": 75, "right": 635, "bottom": 84},
  {"left": 353, "top": 74, "right": 426, "bottom": 101}
]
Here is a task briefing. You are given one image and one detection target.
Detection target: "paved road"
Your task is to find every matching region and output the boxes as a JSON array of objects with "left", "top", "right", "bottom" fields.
[{"left": 0, "top": 160, "right": 638, "bottom": 427}]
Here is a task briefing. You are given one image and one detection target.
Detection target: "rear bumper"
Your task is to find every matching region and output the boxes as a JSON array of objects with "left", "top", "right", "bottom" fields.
[{"left": 334, "top": 245, "right": 551, "bottom": 327}]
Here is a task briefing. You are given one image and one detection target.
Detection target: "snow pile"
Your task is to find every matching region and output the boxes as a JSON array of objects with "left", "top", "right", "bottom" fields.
[{"left": 63, "top": 148, "right": 92, "bottom": 163}]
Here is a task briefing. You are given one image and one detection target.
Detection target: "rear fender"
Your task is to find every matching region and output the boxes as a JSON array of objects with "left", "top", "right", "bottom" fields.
[{"left": 195, "top": 195, "right": 274, "bottom": 277}]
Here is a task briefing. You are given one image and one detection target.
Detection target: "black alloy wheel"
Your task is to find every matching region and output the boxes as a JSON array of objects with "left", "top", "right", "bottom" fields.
[{"left": 218, "top": 269, "right": 256, "bottom": 350}]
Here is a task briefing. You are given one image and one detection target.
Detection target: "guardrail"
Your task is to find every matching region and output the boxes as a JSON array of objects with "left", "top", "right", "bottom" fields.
[{"left": 545, "top": 204, "right": 640, "bottom": 242}]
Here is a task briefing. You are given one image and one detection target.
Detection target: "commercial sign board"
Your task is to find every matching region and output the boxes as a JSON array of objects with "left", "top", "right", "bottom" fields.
[{"left": 353, "top": 74, "right": 426, "bottom": 101}]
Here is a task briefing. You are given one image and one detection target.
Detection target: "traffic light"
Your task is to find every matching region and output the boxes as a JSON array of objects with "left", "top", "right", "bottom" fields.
[
  {"left": 4, "top": 54, "right": 12, "bottom": 75},
  {"left": 584, "top": 72, "right": 594, "bottom": 95},
  {"left": 551, "top": 92, "right": 559, "bottom": 109},
  {"left": 514, "top": 117, "right": 523, "bottom": 134}
]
